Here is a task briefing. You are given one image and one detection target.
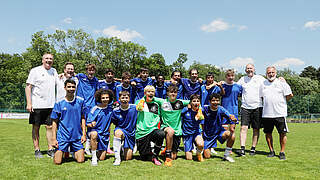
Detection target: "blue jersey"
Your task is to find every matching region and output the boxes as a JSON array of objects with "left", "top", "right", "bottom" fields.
[
  {"left": 115, "top": 84, "right": 134, "bottom": 104},
  {"left": 221, "top": 83, "right": 242, "bottom": 117},
  {"left": 154, "top": 84, "right": 165, "bottom": 99},
  {"left": 202, "top": 105, "right": 230, "bottom": 140},
  {"left": 111, "top": 104, "right": 138, "bottom": 137},
  {"left": 201, "top": 84, "right": 221, "bottom": 106},
  {"left": 163, "top": 81, "right": 183, "bottom": 99},
  {"left": 50, "top": 97, "right": 85, "bottom": 142},
  {"left": 98, "top": 80, "right": 120, "bottom": 95},
  {"left": 86, "top": 106, "right": 112, "bottom": 136},
  {"left": 181, "top": 107, "right": 202, "bottom": 136},
  {"left": 131, "top": 77, "right": 154, "bottom": 102},
  {"left": 181, "top": 78, "right": 202, "bottom": 100},
  {"left": 75, "top": 73, "right": 98, "bottom": 108}
]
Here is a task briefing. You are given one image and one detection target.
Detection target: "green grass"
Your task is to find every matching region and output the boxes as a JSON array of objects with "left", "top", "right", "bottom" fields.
[{"left": 0, "top": 119, "right": 319, "bottom": 180}]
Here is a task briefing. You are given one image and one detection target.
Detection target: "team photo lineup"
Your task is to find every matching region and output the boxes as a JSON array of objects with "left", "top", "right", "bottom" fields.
[{"left": 25, "top": 53, "right": 293, "bottom": 166}]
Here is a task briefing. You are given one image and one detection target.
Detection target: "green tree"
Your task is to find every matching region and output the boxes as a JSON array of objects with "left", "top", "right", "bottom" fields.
[
  {"left": 300, "top": 65, "right": 318, "bottom": 80},
  {"left": 144, "top": 53, "right": 169, "bottom": 77}
]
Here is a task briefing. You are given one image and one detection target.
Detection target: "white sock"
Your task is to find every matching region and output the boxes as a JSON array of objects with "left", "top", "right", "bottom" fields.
[
  {"left": 113, "top": 137, "right": 121, "bottom": 160},
  {"left": 92, "top": 150, "right": 97, "bottom": 159},
  {"left": 85, "top": 139, "right": 91, "bottom": 150}
]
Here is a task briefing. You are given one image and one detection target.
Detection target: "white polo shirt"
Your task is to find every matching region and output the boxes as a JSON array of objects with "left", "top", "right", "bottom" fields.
[
  {"left": 237, "top": 75, "right": 265, "bottom": 109},
  {"left": 259, "top": 78, "right": 292, "bottom": 118},
  {"left": 56, "top": 75, "right": 78, "bottom": 102},
  {"left": 26, "top": 65, "right": 58, "bottom": 109}
]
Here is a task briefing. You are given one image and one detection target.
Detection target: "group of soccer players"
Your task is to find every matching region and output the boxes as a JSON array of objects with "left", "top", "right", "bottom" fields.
[{"left": 27, "top": 53, "right": 293, "bottom": 167}]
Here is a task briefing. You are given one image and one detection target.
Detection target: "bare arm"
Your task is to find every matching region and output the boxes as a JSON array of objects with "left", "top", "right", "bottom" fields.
[
  {"left": 286, "top": 94, "right": 293, "bottom": 101},
  {"left": 81, "top": 115, "right": 86, "bottom": 144},
  {"left": 218, "top": 81, "right": 225, "bottom": 96},
  {"left": 25, "top": 83, "right": 33, "bottom": 113},
  {"left": 52, "top": 119, "right": 59, "bottom": 148}
]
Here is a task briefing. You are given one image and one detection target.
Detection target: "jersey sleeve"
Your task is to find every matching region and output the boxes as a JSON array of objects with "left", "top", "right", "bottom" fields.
[
  {"left": 26, "top": 68, "right": 36, "bottom": 85},
  {"left": 282, "top": 82, "right": 292, "bottom": 96},
  {"left": 50, "top": 102, "right": 61, "bottom": 120},
  {"left": 182, "top": 100, "right": 190, "bottom": 106},
  {"left": 86, "top": 107, "right": 99, "bottom": 125},
  {"left": 219, "top": 106, "right": 231, "bottom": 119},
  {"left": 153, "top": 97, "right": 165, "bottom": 106}
]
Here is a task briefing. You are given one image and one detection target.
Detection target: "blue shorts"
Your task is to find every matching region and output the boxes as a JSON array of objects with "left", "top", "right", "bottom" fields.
[
  {"left": 58, "top": 140, "right": 83, "bottom": 152},
  {"left": 204, "top": 130, "right": 226, "bottom": 149},
  {"left": 183, "top": 132, "right": 202, "bottom": 152},
  {"left": 114, "top": 127, "right": 135, "bottom": 150},
  {"left": 89, "top": 131, "right": 109, "bottom": 151}
]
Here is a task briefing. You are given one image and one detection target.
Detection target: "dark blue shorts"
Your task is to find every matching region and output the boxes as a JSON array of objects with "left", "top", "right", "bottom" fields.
[
  {"left": 183, "top": 132, "right": 202, "bottom": 152},
  {"left": 58, "top": 140, "right": 83, "bottom": 152},
  {"left": 204, "top": 130, "right": 226, "bottom": 149}
]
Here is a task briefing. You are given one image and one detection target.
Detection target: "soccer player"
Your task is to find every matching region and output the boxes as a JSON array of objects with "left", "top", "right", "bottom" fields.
[
  {"left": 181, "top": 68, "right": 202, "bottom": 100},
  {"left": 25, "top": 53, "right": 58, "bottom": 158},
  {"left": 135, "top": 85, "right": 165, "bottom": 165},
  {"left": 260, "top": 66, "right": 293, "bottom": 160},
  {"left": 154, "top": 74, "right": 165, "bottom": 99},
  {"left": 75, "top": 64, "right": 99, "bottom": 155},
  {"left": 221, "top": 69, "right": 242, "bottom": 152},
  {"left": 181, "top": 94, "right": 204, "bottom": 162},
  {"left": 237, "top": 64, "right": 265, "bottom": 156},
  {"left": 111, "top": 91, "right": 138, "bottom": 166},
  {"left": 86, "top": 89, "right": 114, "bottom": 166},
  {"left": 201, "top": 72, "right": 224, "bottom": 107},
  {"left": 56, "top": 62, "right": 78, "bottom": 102},
  {"left": 154, "top": 84, "right": 190, "bottom": 166},
  {"left": 164, "top": 70, "right": 183, "bottom": 99},
  {"left": 51, "top": 79, "right": 86, "bottom": 164},
  {"left": 115, "top": 72, "right": 134, "bottom": 104},
  {"left": 202, "top": 93, "right": 237, "bottom": 162},
  {"left": 98, "top": 68, "right": 120, "bottom": 95},
  {"left": 131, "top": 68, "right": 154, "bottom": 102}
]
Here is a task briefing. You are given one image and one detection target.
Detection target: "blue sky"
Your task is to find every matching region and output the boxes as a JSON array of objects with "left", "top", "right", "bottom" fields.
[{"left": 1, "top": 0, "right": 320, "bottom": 75}]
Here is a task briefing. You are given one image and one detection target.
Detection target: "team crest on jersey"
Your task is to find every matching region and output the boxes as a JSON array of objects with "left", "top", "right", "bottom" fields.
[
  {"left": 186, "top": 112, "right": 190, "bottom": 117},
  {"left": 147, "top": 103, "right": 159, "bottom": 114},
  {"left": 173, "top": 101, "right": 183, "bottom": 110},
  {"left": 63, "top": 107, "right": 67, "bottom": 110},
  {"left": 162, "top": 102, "right": 173, "bottom": 111}
]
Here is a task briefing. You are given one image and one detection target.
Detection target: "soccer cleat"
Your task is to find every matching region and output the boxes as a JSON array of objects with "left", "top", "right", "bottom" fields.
[
  {"left": 267, "top": 151, "right": 275, "bottom": 158},
  {"left": 113, "top": 158, "right": 121, "bottom": 166},
  {"left": 107, "top": 148, "right": 114, "bottom": 154},
  {"left": 211, "top": 148, "right": 218, "bottom": 155},
  {"left": 85, "top": 149, "right": 92, "bottom": 155},
  {"left": 197, "top": 154, "right": 204, "bottom": 162},
  {"left": 249, "top": 150, "right": 256, "bottom": 156},
  {"left": 279, "top": 152, "right": 286, "bottom": 160},
  {"left": 160, "top": 147, "right": 167, "bottom": 156},
  {"left": 164, "top": 158, "right": 172, "bottom": 167},
  {"left": 47, "top": 149, "right": 55, "bottom": 158},
  {"left": 35, "top": 150, "right": 43, "bottom": 159},
  {"left": 152, "top": 157, "right": 162, "bottom": 166},
  {"left": 223, "top": 155, "right": 235, "bottom": 163},
  {"left": 91, "top": 157, "right": 98, "bottom": 166},
  {"left": 239, "top": 149, "right": 245, "bottom": 156}
]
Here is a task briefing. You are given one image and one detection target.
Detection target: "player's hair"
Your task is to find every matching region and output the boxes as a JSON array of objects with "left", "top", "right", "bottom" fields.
[
  {"left": 190, "top": 94, "right": 200, "bottom": 102},
  {"left": 122, "top": 72, "right": 131, "bottom": 79},
  {"left": 206, "top": 72, "right": 214, "bottom": 78},
  {"left": 225, "top": 69, "right": 235, "bottom": 77},
  {"left": 42, "top": 53, "right": 53, "bottom": 59},
  {"left": 64, "top": 62, "right": 74, "bottom": 69},
  {"left": 171, "top": 70, "right": 182, "bottom": 78},
  {"left": 209, "top": 93, "right": 221, "bottom": 101},
  {"left": 86, "top": 64, "right": 96, "bottom": 71},
  {"left": 266, "top": 66, "right": 276, "bottom": 73},
  {"left": 167, "top": 84, "right": 178, "bottom": 93},
  {"left": 144, "top": 85, "right": 155, "bottom": 93},
  {"left": 156, "top": 74, "right": 164, "bottom": 80},
  {"left": 64, "top": 79, "right": 76, "bottom": 87},
  {"left": 246, "top": 63, "right": 255, "bottom": 69},
  {"left": 95, "top": 89, "right": 114, "bottom": 103},
  {"left": 189, "top": 68, "right": 198, "bottom": 75},
  {"left": 119, "top": 91, "right": 130, "bottom": 98},
  {"left": 105, "top": 68, "right": 114, "bottom": 75},
  {"left": 140, "top": 68, "right": 149, "bottom": 73}
]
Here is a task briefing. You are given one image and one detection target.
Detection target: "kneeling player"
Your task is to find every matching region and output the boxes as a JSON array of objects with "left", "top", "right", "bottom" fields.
[
  {"left": 111, "top": 91, "right": 138, "bottom": 166},
  {"left": 181, "top": 94, "right": 205, "bottom": 162},
  {"left": 51, "top": 79, "right": 86, "bottom": 165},
  {"left": 202, "top": 93, "right": 237, "bottom": 162},
  {"left": 86, "top": 89, "right": 114, "bottom": 166}
]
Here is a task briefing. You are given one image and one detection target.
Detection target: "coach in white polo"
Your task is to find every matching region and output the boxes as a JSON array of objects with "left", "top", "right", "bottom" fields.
[
  {"left": 25, "top": 53, "right": 58, "bottom": 159},
  {"left": 259, "top": 66, "right": 293, "bottom": 160},
  {"left": 237, "top": 63, "right": 265, "bottom": 156}
]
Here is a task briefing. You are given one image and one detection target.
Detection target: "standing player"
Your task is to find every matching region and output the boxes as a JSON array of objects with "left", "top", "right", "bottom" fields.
[
  {"left": 51, "top": 79, "right": 86, "bottom": 164},
  {"left": 237, "top": 64, "right": 265, "bottom": 156},
  {"left": 181, "top": 68, "right": 202, "bottom": 100},
  {"left": 115, "top": 72, "right": 134, "bottom": 104},
  {"left": 25, "top": 53, "right": 58, "bottom": 158},
  {"left": 181, "top": 94, "right": 204, "bottom": 162},
  {"left": 221, "top": 69, "right": 242, "bottom": 152},
  {"left": 111, "top": 91, "right": 138, "bottom": 166},
  {"left": 131, "top": 68, "right": 154, "bottom": 102},
  {"left": 135, "top": 85, "right": 165, "bottom": 165},
  {"left": 98, "top": 68, "right": 120, "bottom": 95},
  {"left": 86, "top": 89, "right": 114, "bottom": 166},
  {"left": 56, "top": 62, "right": 78, "bottom": 102},
  {"left": 154, "top": 75, "right": 165, "bottom": 99},
  {"left": 201, "top": 72, "right": 224, "bottom": 106},
  {"left": 260, "top": 66, "right": 293, "bottom": 160},
  {"left": 202, "top": 93, "right": 237, "bottom": 162},
  {"left": 164, "top": 70, "right": 184, "bottom": 99}
]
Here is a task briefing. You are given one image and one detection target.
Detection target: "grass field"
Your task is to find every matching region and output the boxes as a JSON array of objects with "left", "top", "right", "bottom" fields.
[{"left": 0, "top": 119, "right": 319, "bottom": 180}]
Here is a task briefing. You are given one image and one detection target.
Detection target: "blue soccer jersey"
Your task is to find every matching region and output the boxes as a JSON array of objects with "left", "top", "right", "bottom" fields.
[
  {"left": 86, "top": 106, "right": 112, "bottom": 137},
  {"left": 181, "top": 78, "right": 202, "bottom": 100},
  {"left": 181, "top": 107, "right": 202, "bottom": 136},
  {"left": 115, "top": 84, "right": 134, "bottom": 104},
  {"left": 98, "top": 80, "right": 120, "bottom": 95},
  {"left": 50, "top": 97, "right": 85, "bottom": 142},
  {"left": 200, "top": 84, "right": 221, "bottom": 107},
  {"left": 75, "top": 73, "right": 99, "bottom": 110},
  {"left": 155, "top": 84, "right": 165, "bottom": 99},
  {"left": 202, "top": 105, "right": 230, "bottom": 141},
  {"left": 163, "top": 81, "right": 184, "bottom": 99},
  {"left": 221, "top": 83, "right": 242, "bottom": 120},
  {"left": 131, "top": 77, "right": 154, "bottom": 102}
]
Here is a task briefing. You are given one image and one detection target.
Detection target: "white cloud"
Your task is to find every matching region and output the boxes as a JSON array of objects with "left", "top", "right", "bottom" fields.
[
  {"left": 201, "top": 18, "right": 247, "bottom": 32},
  {"left": 229, "top": 57, "right": 254, "bottom": 68},
  {"left": 101, "top": 25, "right": 143, "bottom": 41},
  {"left": 273, "top": 58, "right": 305, "bottom": 68},
  {"left": 8, "top": 38, "right": 16, "bottom": 44},
  {"left": 47, "top": 25, "right": 65, "bottom": 32},
  {"left": 304, "top": 21, "right": 320, "bottom": 30},
  {"left": 63, "top": 17, "right": 72, "bottom": 24}
]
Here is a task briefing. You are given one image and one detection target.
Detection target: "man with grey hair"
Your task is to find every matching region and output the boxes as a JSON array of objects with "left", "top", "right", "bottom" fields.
[
  {"left": 237, "top": 63, "right": 265, "bottom": 156},
  {"left": 259, "top": 66, "right": 293, "bottom": 160}
]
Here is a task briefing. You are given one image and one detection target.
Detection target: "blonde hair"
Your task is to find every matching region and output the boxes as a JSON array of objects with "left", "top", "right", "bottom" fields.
[{"left": 144, "top": 85, "right": 155, "bottom": 93}]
